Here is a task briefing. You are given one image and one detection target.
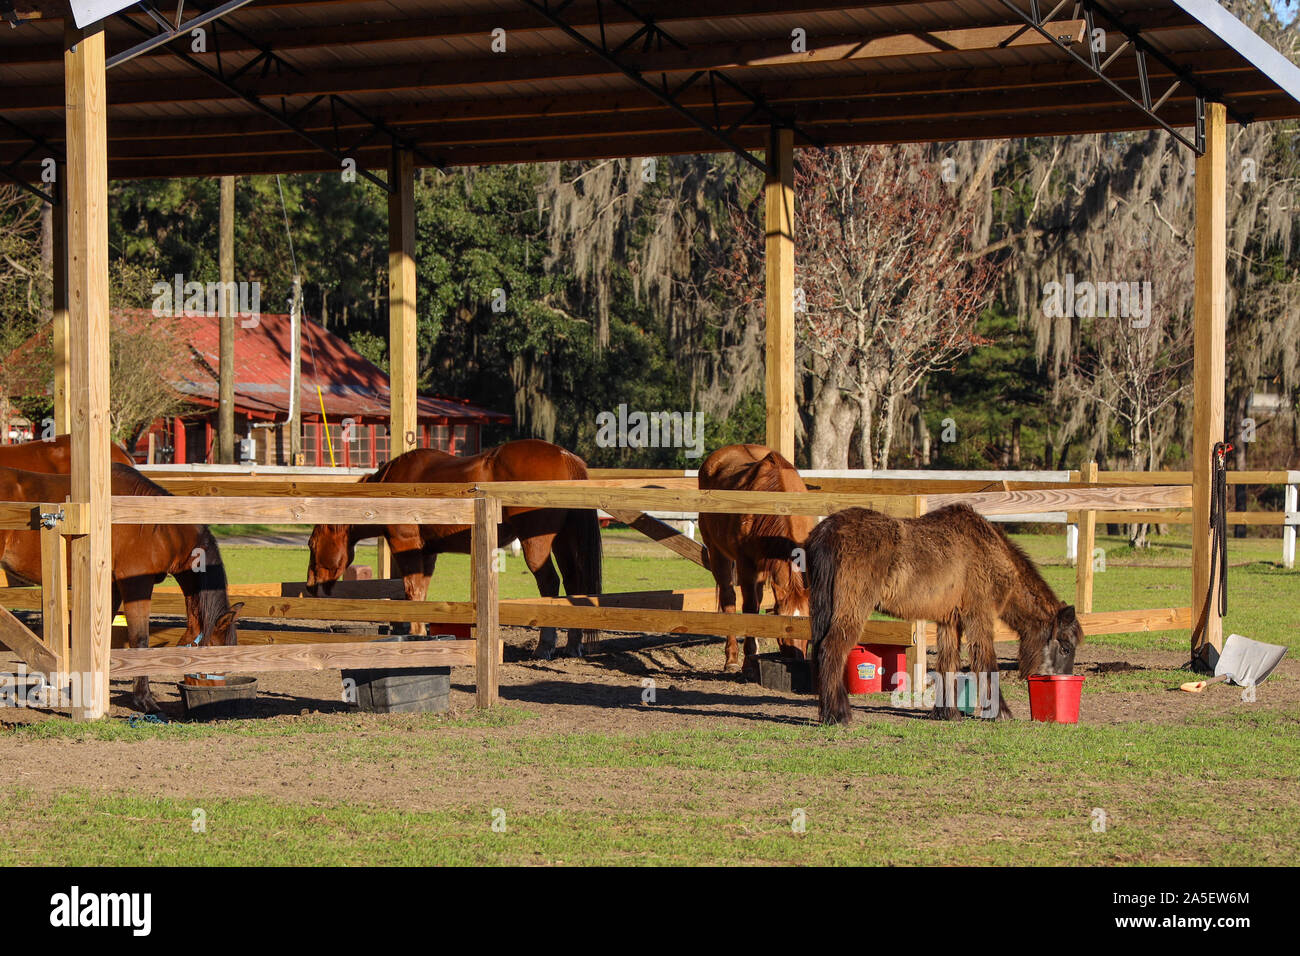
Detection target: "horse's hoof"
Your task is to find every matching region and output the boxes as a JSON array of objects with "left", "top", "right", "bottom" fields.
[
  {"left": 534, "top": 645, "right": 558, "bottom": 661},
  {"left": 563, "top": 644, "right": 584, "bottom": 659},
  {"left": 931, "top": 706, "right": 963, "bottom": 721},
  {"left": 723, "top": 661, "right": 741, "bottom": 673},
  {"left": 740, "top": 658, "right": 760, "bottom": 682},
  {"left": 133, "top": 695, "right": 161, "bottom": 714}
]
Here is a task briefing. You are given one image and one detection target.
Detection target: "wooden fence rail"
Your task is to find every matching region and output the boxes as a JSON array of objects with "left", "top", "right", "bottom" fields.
[{"left": 0, "top": 467, "right": 1284, "bottom": 720}]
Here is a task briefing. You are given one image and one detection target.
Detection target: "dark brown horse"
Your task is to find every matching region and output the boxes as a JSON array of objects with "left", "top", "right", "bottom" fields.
[
  {"left": 0, "top": 433, "right": 134, "bottom": 471},
  {"left": 307, "top": 438, "right": 603, "bottom": 658},
  {"left": 698, "top": 444, "right": 812, "bottom": 674},
  {"left": 0, "top": 463, "right": 242, "bottom": 712},
  {"left": 806, "top": 504, "right": 1081, "bottom": 725}
]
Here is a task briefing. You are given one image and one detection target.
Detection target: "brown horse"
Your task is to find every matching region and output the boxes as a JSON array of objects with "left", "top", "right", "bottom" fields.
[
  {"left": 698, "top": 444, "right": 812, "bottom": 674},
  {"left": 806, "top": 504, "right": 1081, "bottom": 725},
  {"left": 307, "top": 438, "right": 603, "bottom": 658},
  {"left": 0, "top": 433, "right": 134, "bottom": 471},
  {"left": 0, "top": 463, "right": 242, "bottom": 712}
]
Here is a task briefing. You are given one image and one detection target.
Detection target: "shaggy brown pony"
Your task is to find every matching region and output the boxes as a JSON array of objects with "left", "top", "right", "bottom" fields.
[
  {"left": 698, "top": 444, "right": 812, "bottom": 674},
  {"left": 0, "top": 463, "right": 242, "bottom": 713},
  {"left": 806, "top": 504, "right": 1081, "bottom": 724},
  {"left": 307, "top": 439, "right": 602, "bottom": 658}
]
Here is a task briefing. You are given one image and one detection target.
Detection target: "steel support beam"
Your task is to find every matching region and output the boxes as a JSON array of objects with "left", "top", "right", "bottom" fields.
[
  {"left": 519, "top": 0, "right": 822, "bottom": 172},
  {"left": 115, "top": 4, "right": 443, "bottom": 191},
  {"left": 996, "top": 0, "right": 1247, "bottom": 154}
]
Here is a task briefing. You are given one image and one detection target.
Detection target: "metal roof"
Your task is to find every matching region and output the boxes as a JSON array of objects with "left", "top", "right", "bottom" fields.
[
  {"left": 124, "top": 309, "right": 511, "bottom": 424},
  {"left": 2, "top": 1, "right": 1299, "bottom": 184}
]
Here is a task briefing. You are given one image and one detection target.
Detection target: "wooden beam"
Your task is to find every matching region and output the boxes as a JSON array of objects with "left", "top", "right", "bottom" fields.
[
  {"left": 217, "top": 174, "right": 236, "bottom": 464},
  {"left": 108, "top": 494, "right": 475, "bottom": 525},
  {"left": 64, "top": 22, "right": 111, "bottom": 720},
  {"left": 764, "top": 125, "right": 796, "bottom": 461},
  {"left": 110, "top": 639, "right": 475, "bottom": 678},
  {"left": 144, "top": 592, "right": 475, "bottom": 624},
  {"left": 0, "top": 605, "right": 57, "bottom": 674},
  {"left": 1192, "top": 101, "right": 1227, "bottom": 659},
  {"left": 473, "top": 496, "right": 501, "bottom": 708},
  {"left": 389, "top": 147, "right": 417, "bottom": 459},
  {"left": 39, "top": 518, "right": 69, "bottom": 677},
  {"left": 4, "top": 39, "right": 1240, "bottom": 149},
  {"left": 51, "top": 167, "right": 69, "bottom": 434},
  {"left": 150, "top": 479, "right": 478, "bottom": 497},
  {"left": 606, "top": 508, "right": 707, "bottom": 567},
  {"left": 1075, "top": 461, "right": 1098, "bottom": 613},
  {"left": 924, "top": 485, "right": 1191, "bottom": 515}
]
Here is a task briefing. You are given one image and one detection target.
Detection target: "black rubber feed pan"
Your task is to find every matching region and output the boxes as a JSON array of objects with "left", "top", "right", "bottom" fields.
[
  {"left": 341, "top": 635, "right": 452, "bottom": 714},
  {"left": 754, "top": 653, "right": 813, "bottom": 694},
  {"left": 177, "top": 676, "right": 258, "bottom": 720}
]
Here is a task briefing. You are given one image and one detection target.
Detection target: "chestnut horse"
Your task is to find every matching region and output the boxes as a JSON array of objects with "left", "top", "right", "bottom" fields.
[
  {"left": 0, "top": 433, "right": 134, "bottom": 471},
  {"left": 0, "top": 463, "right": 242, "bottom": 712},
  {"left": 307, "top": 439, "right": 603, "bottom": 658},
  {"left": 698, "top": 444, "right": 811, "bottom": 674},
  {"left": 806, "top": 504, "right": 1082, "bottom": 725}
]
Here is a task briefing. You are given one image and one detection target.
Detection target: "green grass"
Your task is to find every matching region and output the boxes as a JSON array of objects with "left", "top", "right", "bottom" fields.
[
  {"left": 3, "top": 526, "right": 1293, "bottom": 866},
  {"left": 2, "top": 707, "right": 1296, "bottom": 865}
]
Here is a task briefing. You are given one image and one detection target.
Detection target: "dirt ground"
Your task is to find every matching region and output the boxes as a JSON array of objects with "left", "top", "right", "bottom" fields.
[{"left": 0, "top": 624, "right": 1295, "bottom": 813}]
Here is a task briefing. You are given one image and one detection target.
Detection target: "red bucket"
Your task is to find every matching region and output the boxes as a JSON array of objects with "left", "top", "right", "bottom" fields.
[
  {"left": 844, "top": 645, "right": 907, "bottom": 695},
  {"left": 844, "top": 646, "right": 883, "bottom": 694},
  {"left": 1027, "top": 674, "right": 1085, "bottom": 723},
  {"left": 873, "top": 645, "right": 909, "bottom": 694}
]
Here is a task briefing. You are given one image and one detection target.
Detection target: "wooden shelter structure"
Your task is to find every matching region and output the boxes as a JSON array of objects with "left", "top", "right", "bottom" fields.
[{"left": 2, "top": 0, "right": 1300, "bottom": 718}]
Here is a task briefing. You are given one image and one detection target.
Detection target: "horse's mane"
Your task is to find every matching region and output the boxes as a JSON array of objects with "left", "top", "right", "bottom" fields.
[
  {"left": 746, "top": 454, "right": 810, "bottom": 565},
  {"left": 193, "top": 526, "right": 233, "bottom": 635},
  {"left": 962, "top": 506, "right": 1062, "bottom": 610},
  {"left": 364, "top": 457, "right": 398, "bottom": 484}
]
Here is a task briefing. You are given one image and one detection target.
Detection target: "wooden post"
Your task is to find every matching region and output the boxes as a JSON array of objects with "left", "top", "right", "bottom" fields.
[
  {"left": 1284, "top": 483, "right": 1297, "bottom": 571},
  {"left": 903, "top": 496, "right": 929, "bottom": 708},
  {"left": 289, "top": 276, "right": 303, "bottom": 465},
  {"left": 1075, "top": 461, "right": 1097, "bottom": 613},
  {"left": 40, "top": 516, "right": 69, "bottom": 702},
  {"left": 388, "top": 147, "right": 417, "bottom": 459},
  {"left": 64, "top": 23, "right": 112, "bottom": 720},
  {"left": 51, "top": 167, "right": 70, "bottom": 436},
  {"left": 1192, "top": 101, "right": 1227, "bottom": 657},
  {"left": 472, "top": 495, "right": 501, "bottom": 708},
  {"left": 764, "top": 126, "right": 796, "bottom": 461},
  {"left": 906, "top": 620, "right": 928, "bottom": 710},
  {"left": 217, "top": 175, "right": 236, "bottom": 464}
]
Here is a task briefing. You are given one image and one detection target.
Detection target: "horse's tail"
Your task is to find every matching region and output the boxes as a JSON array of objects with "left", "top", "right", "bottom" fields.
[
  {"left": 804, "top": 512, "right": 874, "bottom": 724},
  {"left": 805, "top": 519, "right": 836, "bottom": 665},
  {"left": 559, "top": 448, "right": 602, "bottom": 596}
]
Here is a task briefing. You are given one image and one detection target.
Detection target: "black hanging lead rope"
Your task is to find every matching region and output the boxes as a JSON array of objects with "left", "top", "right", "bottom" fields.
[{"left": 1189, "top": 440, "right": 1232, "bottom": 672}]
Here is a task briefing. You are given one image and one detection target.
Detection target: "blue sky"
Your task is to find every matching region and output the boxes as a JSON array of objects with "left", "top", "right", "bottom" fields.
[{"left": 1277, "top": 0, "right": 1298, "bottom": 25}]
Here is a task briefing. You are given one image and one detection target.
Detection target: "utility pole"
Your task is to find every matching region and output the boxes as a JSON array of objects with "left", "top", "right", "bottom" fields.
[
  {"left": 289, "top": 274, "right": 303, "bottom": 465},
  {"left": 218, "top": 175, "right": 235, "bottom": 464}
]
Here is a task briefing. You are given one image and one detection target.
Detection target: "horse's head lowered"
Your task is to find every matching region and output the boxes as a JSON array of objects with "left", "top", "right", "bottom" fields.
[
  {"left": 306, "top": 524, "right": 353, "bottom": 596},
  {"left": 1022, "top": 603, "right": 1083, "bottom": 676},
  {"left": 770, "top": 561, "right": 811, "bottom": 619}
]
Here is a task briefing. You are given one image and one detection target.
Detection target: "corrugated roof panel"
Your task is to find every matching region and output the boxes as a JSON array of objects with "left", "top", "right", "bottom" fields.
[{"left": 1, "top": 0, "right": 1296, "bottom": 178}]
